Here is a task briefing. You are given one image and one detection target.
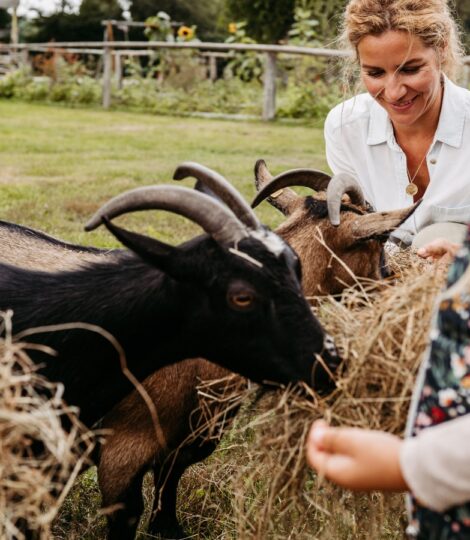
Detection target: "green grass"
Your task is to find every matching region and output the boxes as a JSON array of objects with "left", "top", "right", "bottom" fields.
[
  {"left": 1, "top": 101, "right": 407, "bottom": 539},
  {"left": 0, "top": 100, "right": 329, "bottom": 248}
]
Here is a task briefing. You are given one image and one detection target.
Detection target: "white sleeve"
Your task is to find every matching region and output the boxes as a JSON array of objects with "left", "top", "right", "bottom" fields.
[
  {"left": 400, "top": 414, "right": 470, "bottom": 512},
  {"left": 324, "top": 109, "right": 358, "bottom": 179}
]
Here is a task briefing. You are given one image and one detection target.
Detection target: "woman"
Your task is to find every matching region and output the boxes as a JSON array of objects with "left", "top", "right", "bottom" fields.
[{"left": 325, "top": 0, "right": 470, "bottom": 247}]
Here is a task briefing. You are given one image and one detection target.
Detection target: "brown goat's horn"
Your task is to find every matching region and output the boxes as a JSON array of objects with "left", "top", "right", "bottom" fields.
[
  {"left": 173, "top": 161, "right": 261, "bottom": 230},
  {"left": 251, "top": 168, "right": 332, "bottom": 209},
  {"left": 85, "top": 185, "right": 248, "bottom": 246},
  {"left": 326, "top": 173, "right": 365, "bottom": 226}
]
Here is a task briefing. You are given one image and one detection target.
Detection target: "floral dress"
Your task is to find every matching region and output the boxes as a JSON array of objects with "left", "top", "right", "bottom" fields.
[{"left": 406, "top": 226, "right": 470, "bottom": 539}]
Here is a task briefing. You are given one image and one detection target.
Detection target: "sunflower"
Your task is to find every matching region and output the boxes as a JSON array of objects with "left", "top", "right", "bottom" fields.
[
  {"left": 177, "top": 26, "right": 194, "bottom": 40},
  {"left": 228, "top": 22, "right": 237, "bottom": 34}
]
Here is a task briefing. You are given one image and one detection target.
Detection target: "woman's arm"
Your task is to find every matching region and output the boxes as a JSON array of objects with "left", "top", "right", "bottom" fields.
[{"left": 416, "top": 238, "right": 461, "bottom": 263}]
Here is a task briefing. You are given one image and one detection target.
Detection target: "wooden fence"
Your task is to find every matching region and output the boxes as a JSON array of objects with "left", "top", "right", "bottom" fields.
[{"left": 2, "top": 41, "right": 470, "bottom": 120}]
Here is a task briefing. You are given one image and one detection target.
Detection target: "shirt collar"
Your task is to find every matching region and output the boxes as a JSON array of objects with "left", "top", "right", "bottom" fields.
[{"left": 366, "top": 75, "right": 466, "bottom": 148}]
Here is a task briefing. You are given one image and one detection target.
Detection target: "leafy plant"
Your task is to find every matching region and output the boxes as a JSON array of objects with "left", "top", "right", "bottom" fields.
[
  {"left": 288, "top": 4, "right": 320, "bottom": 45},
  {"left": 144, "top": 11, "right": 174, "bottom": 42},
  {"left": 224, "top": 22, "right": 263, "bottom": 83},
  {"left": 225, "top": 0, "right": 295, "bottom": 43}
]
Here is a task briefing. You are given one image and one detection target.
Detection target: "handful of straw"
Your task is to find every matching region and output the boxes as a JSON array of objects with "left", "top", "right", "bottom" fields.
[
  {"left": 0, "top": 311, "right": 95, "bottom": 540},
  {"left": 181, "top": 251, "right": 447, "bottom": 539}
]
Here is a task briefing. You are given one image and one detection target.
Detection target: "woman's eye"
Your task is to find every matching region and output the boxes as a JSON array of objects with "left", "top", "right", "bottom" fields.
[
  {"left": 401, "top": 65, "right": 422, "bottom": 74},
  {"left": 366, "top": 70, "right": 384, "bottom": 78}
]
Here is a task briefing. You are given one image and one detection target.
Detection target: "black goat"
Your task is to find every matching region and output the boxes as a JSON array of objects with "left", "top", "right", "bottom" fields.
[
  {"left": 0, "top": 182, "right": 340, "bottom": 429},
  {"left": 0, "top": 169, "right": 341, "bottom": 538}
]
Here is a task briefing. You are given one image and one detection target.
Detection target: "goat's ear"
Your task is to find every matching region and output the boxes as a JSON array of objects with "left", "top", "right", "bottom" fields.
[
  {"left": 351, "top": 202, "right": 419, "bottom": 241},
  {"left": 104, "top": 219, "right": 177, "bottom": 270},
  {"left": 254, "top": 160, "right": 301, "bottom": 217}
]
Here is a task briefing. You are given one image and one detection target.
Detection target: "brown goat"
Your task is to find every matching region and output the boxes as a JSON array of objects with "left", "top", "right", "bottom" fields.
[
  {"left": 252, "top": 160, "right": 418, "bottom": 296},
  {"left": 98, "top": 359, "right": 239, "bottom": 539}
]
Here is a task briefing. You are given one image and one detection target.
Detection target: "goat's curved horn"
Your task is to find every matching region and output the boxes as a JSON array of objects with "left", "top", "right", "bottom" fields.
[
  {"left": 326, "top": 173, "right": 366, "bottom": 226},
  {"left": 251, "top": 168, "right": 332, "bottom": 209},
  {"left": 85, "top": 185, "right": 248, "bottom": 246},
  {"left": 173, "top": 161, "right": 261, "bottom": 230}
]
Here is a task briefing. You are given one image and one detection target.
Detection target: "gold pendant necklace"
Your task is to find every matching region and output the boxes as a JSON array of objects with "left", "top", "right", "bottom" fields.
[
  {"left": 406, "top": 181, "right": 419, "bottom": 196},
  {"left": 406, "top": 143, "right": 432, "bottom": 197}
]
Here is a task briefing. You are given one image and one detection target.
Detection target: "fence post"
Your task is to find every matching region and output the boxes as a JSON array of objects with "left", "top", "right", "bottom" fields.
[
  {"left": 102, "top": 45, "right": 112, "bottom": 108},
  {"left": 209, "top": 54, "right": 217, "bottom": 82},
  {"left": 115, "top": 52, "right": 123, "bottom": 89},
  {"left": 102, "top": 22, "right": 114, "bottom": 109},
  {"left": 263, "top": 52, "right": 277, "bottom": 121}
]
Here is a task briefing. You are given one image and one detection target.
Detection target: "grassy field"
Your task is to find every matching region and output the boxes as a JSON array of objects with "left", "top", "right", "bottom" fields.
[
  {"left": 0, "top": 101, "right": 328, "bottom": 538},
  {"left": 0, "top": 101, "right": 329, "bottom": 248},
  {"left": 1, "top": 101, "right": 407, "bottom": 539}
]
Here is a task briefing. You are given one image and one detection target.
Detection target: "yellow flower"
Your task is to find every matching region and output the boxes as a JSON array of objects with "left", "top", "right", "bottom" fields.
[
  {"left": 177, "top": 26, "right": 194, "bottom": 40},
  {"left": 228, "top": 22, "right": 237, "bottom": 34}
]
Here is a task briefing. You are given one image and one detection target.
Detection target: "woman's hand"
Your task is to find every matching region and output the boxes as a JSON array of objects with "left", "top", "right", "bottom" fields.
[
  {"left": 306, "top": 420, "right": 408, "bottom": 491},
  {"left": 416, "top": 238, "right": 461, "bottom": 263}
]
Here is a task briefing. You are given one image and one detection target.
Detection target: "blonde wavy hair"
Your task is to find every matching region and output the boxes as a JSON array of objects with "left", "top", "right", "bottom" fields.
[{"left": 339, "top": 0, "right": 465, "bottom": 83}]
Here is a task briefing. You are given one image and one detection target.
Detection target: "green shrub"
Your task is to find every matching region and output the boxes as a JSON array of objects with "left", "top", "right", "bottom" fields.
[
  {"left": 277, "top": 79, "right": 342, "bottom": 121},
  {"left": 0, "top": 62, "right": 343, "bottom": 121}
]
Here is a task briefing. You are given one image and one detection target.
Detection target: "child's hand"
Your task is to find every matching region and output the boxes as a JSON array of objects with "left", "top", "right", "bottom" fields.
[
  {"left": 306, "top": 420, "right": 408, "bottom": 491},
  {"left": 416, "top": 238, "right": 461, "bottom": 264}
]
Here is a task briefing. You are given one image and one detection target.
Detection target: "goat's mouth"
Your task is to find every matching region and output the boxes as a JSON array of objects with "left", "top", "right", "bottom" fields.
[{"left": 310, "top": 336, "right": 342, "bottom": 394}]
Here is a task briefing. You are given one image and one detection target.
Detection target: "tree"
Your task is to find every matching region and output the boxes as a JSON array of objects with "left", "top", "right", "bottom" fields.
[
  {"left": 129, "top": 0, "right": 225, "bottom": 41},
  {"left": 79, "top": 0, "right": 122, "bottom": 20},
  {"left": 78, "top": 0, "right": 123, "bottom": 40},
  {"left": 225, "top": 0, "right": 295, "bottom": 43},
  {"left": 0, "top": 9, "right": 11, "bottom": 42},
  {"left": 25, "top": 0, "right": 123, "bottom": 42},
  {"left": 295, "top": 0, "right": 347, "bottom": 44},
  {"left": 454, "top": 0, "right": 470, "bottom": 52}
]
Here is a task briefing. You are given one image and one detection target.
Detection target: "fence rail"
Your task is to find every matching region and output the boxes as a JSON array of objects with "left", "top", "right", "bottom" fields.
[{"left": 2, "top": 41, "right": 470, "bottom": 120}]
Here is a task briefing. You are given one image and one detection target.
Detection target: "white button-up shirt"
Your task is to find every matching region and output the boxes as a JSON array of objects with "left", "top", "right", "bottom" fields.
[{"left": 324, "top": 77, "right": 470, "bottom": 244}]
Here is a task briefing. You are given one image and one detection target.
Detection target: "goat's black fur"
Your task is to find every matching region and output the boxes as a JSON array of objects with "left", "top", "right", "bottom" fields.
[
  {"left": 304, "top": 197, "right": 369, "bottom": 220},
  {"left": 0, "top": 231, "right": 337, "bottom": 429}
]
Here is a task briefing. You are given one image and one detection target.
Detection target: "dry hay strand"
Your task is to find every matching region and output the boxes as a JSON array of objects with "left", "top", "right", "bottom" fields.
[
  {"left": 0, "top": 311, "right": 96, "bottom": 540},
  {"left": 179, "top": 250, "right": 448, "bottom": 539}
]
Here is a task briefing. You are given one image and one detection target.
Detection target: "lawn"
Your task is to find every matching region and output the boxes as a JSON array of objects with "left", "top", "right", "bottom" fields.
[
  {"left": 0, "top": 101, "right": 329, "bottom": 247},
  {"left": 0, "top": 101, "right": 408, "bottom": 539}
]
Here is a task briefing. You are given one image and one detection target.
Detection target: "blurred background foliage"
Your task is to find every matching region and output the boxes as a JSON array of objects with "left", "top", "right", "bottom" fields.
[
  {"left": 0, "top": 0, "right": 468, "bottom": 122},
  {"left": 0, "top": 0, "right": 468, "bottom": 50}
]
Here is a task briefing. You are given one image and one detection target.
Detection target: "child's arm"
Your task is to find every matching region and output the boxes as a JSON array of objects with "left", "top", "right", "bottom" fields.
[
  {"left": 306, "top": 420, "right": 407, "bottom": 491},
  {"left": 306, "top": 416, "right": 470, "bottom": 511},
  {"left": 400, "top": 414, "right": 470, "bottom": 511}
]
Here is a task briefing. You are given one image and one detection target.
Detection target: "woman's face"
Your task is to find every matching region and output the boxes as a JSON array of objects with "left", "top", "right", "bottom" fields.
[{"left": 357, "top": 30, "right": 443, "bottom": 130}]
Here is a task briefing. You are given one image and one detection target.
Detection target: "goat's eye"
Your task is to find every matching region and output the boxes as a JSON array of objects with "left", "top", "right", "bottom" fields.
[{"left": 227, "top": 282, "right": 256, "bottom": 311}]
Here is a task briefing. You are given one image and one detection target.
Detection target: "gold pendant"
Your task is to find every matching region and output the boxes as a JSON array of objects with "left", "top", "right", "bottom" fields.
[{"left": 406, "top": 183, "right": 418, "bottom": 196}]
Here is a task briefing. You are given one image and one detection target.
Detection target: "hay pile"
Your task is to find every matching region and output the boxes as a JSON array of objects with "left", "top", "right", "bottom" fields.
[
  {"left": 0, "top": 311, "right": 95, "bottom": 540},
  {"left": 180, "top": 250, "right": 448, "bottom": 539}
]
